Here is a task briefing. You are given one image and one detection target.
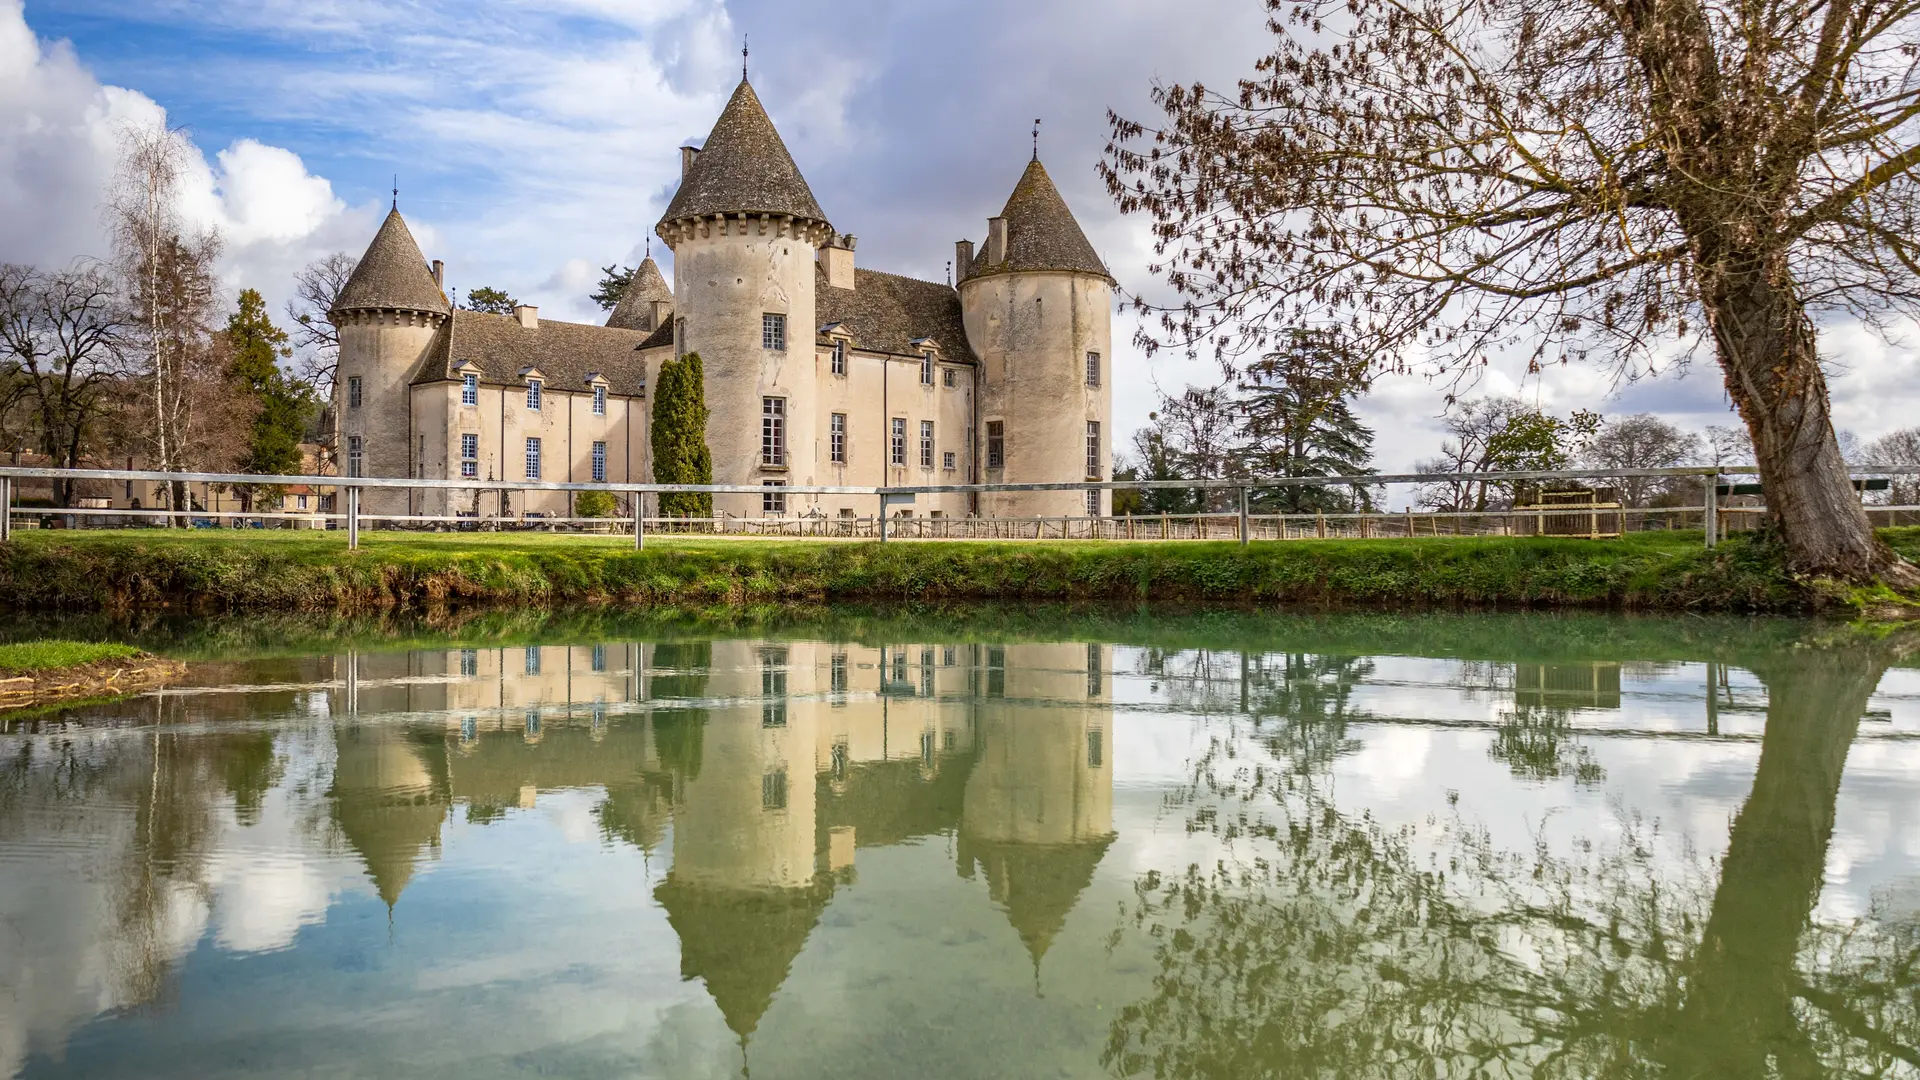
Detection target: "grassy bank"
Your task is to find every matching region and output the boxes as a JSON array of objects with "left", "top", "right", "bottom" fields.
[
  {"left": 0, "top": 638, "right": 182, "bottom": 713},
  {"left": 5, "top": 527, "right": 1917, "bottom": 615}
]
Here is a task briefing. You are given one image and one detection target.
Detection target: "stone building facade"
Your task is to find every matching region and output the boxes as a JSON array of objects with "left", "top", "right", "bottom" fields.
[{"left": 332, "top": 78, "right": 1114, "bottom": 521}]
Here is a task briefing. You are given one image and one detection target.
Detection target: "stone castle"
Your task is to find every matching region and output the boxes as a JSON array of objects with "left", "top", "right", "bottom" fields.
[{"left": 331, "top": 77, "right": 1115, "bottom": 521}]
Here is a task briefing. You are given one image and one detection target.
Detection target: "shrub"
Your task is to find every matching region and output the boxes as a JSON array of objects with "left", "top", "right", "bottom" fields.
[{"left": 576, "top": 491, "right": 616, "bottom": 518}]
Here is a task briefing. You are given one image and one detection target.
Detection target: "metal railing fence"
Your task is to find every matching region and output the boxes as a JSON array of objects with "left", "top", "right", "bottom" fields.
[{"left": 3, "top": 463, "right": 1916, "bottom": 550}]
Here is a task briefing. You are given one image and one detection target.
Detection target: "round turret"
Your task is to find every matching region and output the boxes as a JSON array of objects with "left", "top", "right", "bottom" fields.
[
  {"left": 656, "top": 80, "right": 835, "bottom": 519},
  {"left": 332, "top": 207, "right": 450, "bottom": 517},
  {"left": 958, "top": 159, "right": 1115, "bottom": 519}
]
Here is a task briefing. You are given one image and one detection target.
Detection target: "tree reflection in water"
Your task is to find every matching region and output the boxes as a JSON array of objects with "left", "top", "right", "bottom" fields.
[{"left": 1104, "top": 638, "right": 1920, "bottom": 1079}]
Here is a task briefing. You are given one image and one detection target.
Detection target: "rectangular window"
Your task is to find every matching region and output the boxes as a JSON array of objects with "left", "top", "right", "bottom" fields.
[
  {"left": 347, "top": 435, "right": 364, "bottom": 478},
  {"left": 1086, "top": 420, "right": 1101, "bottom": 479},
  {"left": 1087, "top": 488, "right": 1100, "bottom": 517},
  {"left": 347, "top": 376, "right": 362, "bottom": 409},
  {"left": 461, "top": 373, "right": 478, "bottom": 405},
  {"left": 592, "top": 384, "right": 606, "bottom": 416},
  {"left": 986, "top": 421, "right": 1005, "bottom": 470},
  {"left": 890, "top": 418, "right": 906, "bottom": 466},
  {"left": 1086, "top": 351, "right": 1101, "bottom": 387},
  {"left": 461, "top": 433, "right": 478, "bottom": 479},
  {"left": 830, "top": 741, "right": 849, "bottom": 779},
  {"left": 1087, "top": 643, "right": 1101, "bottom": 697},
  {"left": 761, "top": 770, "right": 788, "bottom": 810},
  {"left": 831, "top": 340, "right": 846, "bottom": 376},
  {"left": 987, "top": 646, "right": 1005, "bottom": 698},
  {"left": 460, "top": 648, "right": 477, "bottom": 677},
  {"left": 762, "top": 397, "right": 786, "bottom": 466},
  {"left": 525, "top": 646, "right": 541, "bottom": 675},
  {"left": 762, "top": 312, "right": 786, "bottom": 351},
  {"left": 943, "top": 367, "right": 956, "bottom": 388},
  {"left": 591, "top": 440, "right": 607, "bottom": 483},
  {"left": 526, "top": 378, "right": 542, "bottom": 411},
  {"left": 920, "top": 352, "right": 934, "bottom": 385},
  {"left": 831, "top": 651, "right": 848, "bottom": 695},
  {"left": 524, "top": 436, "right": 541, "bottom": 480},
  {"left": 942, "top": 451, "right": 956, "bottom": 471},
  {"left": 592, "top": 644, "right": 606, "bottom": 672},
  {"left": 761, "top": 648, "right": 787, "bottom": 728},
  {"left": 920, "top": 647, "right": 935, "bottom": 696},
  {"left": 296, "top": 494, "right": 308, "bottom": 510},
  {"left": 830, "top": 412, "right": 847, "bottom": 464},
  {"left": 942, "top": 646, "right": 956, "bottom": 666},
  {"left": 525, "top": 709, "right": 541, "bottom": 737},
  {"left": 1087, "top": 727, "right": 1104, "bottom": 769},
  {"left": 919, "top": 421, "right": 934, "bottom": 469},
  {"left": 920, "top": 731, "right": 935, "bottom": 766},
  {"left": 763, "top": 480, "right": 787, "bottom": 515}
]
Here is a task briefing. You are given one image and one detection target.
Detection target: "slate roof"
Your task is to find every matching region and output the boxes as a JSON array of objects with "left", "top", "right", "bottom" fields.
[
  {"left": 410, "top": 311, "right": 652, "bottom": 395},
  {"left": 605, "top": 258, "right": 673, "bottom": 331},
  {"left": 962, "top": 158, "right": 1111, "bottom": 283},
  {"left": 333, "top": 209, "right": 452, "bottom": 316},
  {"left": 658, "top": 79, "right": 830, "bottom": 228},
  {"left": 815, "top": 266, "right": 977, "bottom": 364}
]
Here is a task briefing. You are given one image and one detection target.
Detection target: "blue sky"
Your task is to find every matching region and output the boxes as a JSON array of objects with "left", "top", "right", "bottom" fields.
[{"left": 5, "top": 0, "right": 1917, "bottom": 474}]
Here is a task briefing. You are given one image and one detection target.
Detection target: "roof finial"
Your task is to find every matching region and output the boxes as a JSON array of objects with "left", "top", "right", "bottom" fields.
[
  {"left": 742, "top": 35, "right": 749, "bottom": 81},
  {"left": 945, "top": 259, "right": 952, "bottom": 287},
  {"left": 392, "top": 175, "right": 399, "bottom": 211},
  {"left": 1032, "top": 118, "right": 1041, "bottom": 162},
  {"left": 645, "top": 236, "right": 651, "bottom": 259}
]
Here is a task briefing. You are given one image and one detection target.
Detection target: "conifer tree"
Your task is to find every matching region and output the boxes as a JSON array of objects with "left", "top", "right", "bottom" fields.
[
  {"left": 651, "top": 352, "right": 711, "bottom": 517},
  {"left": 225, "top": 288, "right": 317, "bottom": 511},
  {"left": 1235, "top": 331, "right": 1376, "bottom": 513}
]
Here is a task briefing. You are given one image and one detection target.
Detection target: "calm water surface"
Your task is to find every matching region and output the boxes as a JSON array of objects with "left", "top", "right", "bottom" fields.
[{"left": 3, "top": 610, "right": 1919, "bottom": 1078}]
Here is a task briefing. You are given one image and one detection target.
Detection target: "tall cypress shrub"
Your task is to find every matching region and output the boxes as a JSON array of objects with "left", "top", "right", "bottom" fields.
[{"left": 651, "top": 352, "right": 712, "bottom": 517}]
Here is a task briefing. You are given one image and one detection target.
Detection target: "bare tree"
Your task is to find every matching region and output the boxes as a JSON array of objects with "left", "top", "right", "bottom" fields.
[
  {"left": 1581, "top": 413, "right": 1701, "bottom": 506},
  {"left": 1864, "top": 426, "right": 1920, "bottom": 503},
  {"left": 0, "top": 264, "right": 130, "bottom": 506},
  {"left": 1705, "top": 425, "right": 1757, "bottom": 470},
  {"left": 106, "top": 122, "right": 236, "bottom": 517},
  {"left": 1103, "top": 0, "right": 1920, "bottom": 585},
  {"left": 287, "top": 252, "right": 355, "bottom": 398}
]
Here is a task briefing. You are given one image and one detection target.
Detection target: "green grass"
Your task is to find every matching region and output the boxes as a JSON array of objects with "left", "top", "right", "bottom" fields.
[
  {"left": 0, "top": 639, "right": 142, "bottom": 673},
  {"left": 1, "top": 526, "right": 1915, "bottom": 615}
]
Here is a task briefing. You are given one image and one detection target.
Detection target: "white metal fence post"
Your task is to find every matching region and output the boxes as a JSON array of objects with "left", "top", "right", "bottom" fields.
[
  {"left": 1712, "top": 468, "right": 1728, "bottom": 545},
  {"left": 0, "top": 476, "right": 11, "bottom": 543},
  {"left": 1239, "top": 486, "right": 1250, "bottom": 547},
  {"left": 634, "top": 492, "right": 645, "bottom": 551},
  {"left": 346, "top": 486, "right": 361, "bottom": 550}
]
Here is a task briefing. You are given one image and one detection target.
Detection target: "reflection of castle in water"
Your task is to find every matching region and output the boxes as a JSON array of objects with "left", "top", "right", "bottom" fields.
[{"left": 324, "top": 639, "right": 1114, "bottom": 1041}]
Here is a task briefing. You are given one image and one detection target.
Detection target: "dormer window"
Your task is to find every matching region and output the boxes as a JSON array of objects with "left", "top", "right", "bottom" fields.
[
  {"left": 461, "top": 373, "right": 478, "bottom": 406},
  {"left": 592, "top": 384, "right": 606, "bottom": 416},
  {"left": 526, "top": 378, "right": 542, "bottom": 411},
  {"left": 920, "top": 352, "right": 934, "bottom": 385},
  {"left": 831, "top": 340, "right": 846, "bottom": 376}
]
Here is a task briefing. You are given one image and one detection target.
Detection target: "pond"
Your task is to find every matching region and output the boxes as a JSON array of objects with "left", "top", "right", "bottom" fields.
[{"left": 2, "top": 608, "right": 1918, "bottom": 1079}]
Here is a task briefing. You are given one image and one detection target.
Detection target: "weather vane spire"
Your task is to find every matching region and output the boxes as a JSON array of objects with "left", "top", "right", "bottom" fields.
[
  {"left": 742, "top": 35, "right": 749, "bottom": 80},
  {"left": 1032, "top": 118, "right": 1041, "bottom": 161},
  {"left": 392, "top": 175, "right": 399, "bottom": 211}
]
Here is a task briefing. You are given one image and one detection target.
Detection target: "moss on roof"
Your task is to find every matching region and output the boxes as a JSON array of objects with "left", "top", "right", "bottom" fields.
[
  {"left": 962, "top": 159, "right": 1111, "bottom": 283},
  {"left": 334, "top": 209, "right": 452, "bottom": 316},
  {"left": 815, "top": 266, "right": 977, "bottom": 365},
  {"left": 605, "top": 258, "right": 673, "bottom": 332},
  {"left": 658, "top": 79, "right": 830, "bottom": 228}
]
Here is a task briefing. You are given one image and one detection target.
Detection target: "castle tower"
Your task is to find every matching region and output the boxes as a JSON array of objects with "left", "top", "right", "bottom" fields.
[
  {"left": 958, "top": 159, "right": 1114, "bottom": 518},
  {"left": 331, "top": 208, "right": 451, "bottom": 517},
  {"left": 604, "top": 256, "right": 674, "bottom": 333},
  {"left": 655, "top": 80, "right": 836, "bottom": 518}
]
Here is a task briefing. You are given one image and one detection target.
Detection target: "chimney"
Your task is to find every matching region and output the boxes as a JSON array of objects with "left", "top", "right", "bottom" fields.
[
  {"left": 954, "top": 239, "right": 974, "bottom": 280},
  {"left": 430, "top": 259, "right": 444, "bottom": 288},
  {"left": 680, "top": 146, "right": 700, "bottom": 179},
  {"left": 514, "top": 304, "right": 539, "bottom": 329},
  {"left": 650, "top": 299, "right": 673, "bottom": 330},
  {"left": 986, "top": 217, "right": 1008, "bottom": 264},
  {"left": 820, "top": 233, "right": 856, "bottom": 291}
]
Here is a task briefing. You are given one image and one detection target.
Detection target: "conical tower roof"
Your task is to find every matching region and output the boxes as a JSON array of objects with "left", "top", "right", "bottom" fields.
[
  {"left": 658, "top": 80, "right": 830, "bottom": 229},
  {"left": 333, "top": 208, "right": 451, "bottom": 316},
  {"left": 961, "top": 835, "right": 1113, "bottom": 970},
  {"left": 653, "top": 878, "right": 831, "bottom": 1040},
  {"left": 965, "top": 158, "right": 1111, "bottom": 282},
  {"left": 329, "top": 726, "right": 451, "bottom": 909},
  {"left": 604, "top": 257, "right": 673, "bottom": 331}
]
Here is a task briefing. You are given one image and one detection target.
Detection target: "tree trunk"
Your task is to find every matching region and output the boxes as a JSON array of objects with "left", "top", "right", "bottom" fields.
[
  {"left": 1701, "top": 251, "right": 1918, "bottom": 586},
  {"left": 1662, "top": 643, "right": 1887, "bottom": 1076}
]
